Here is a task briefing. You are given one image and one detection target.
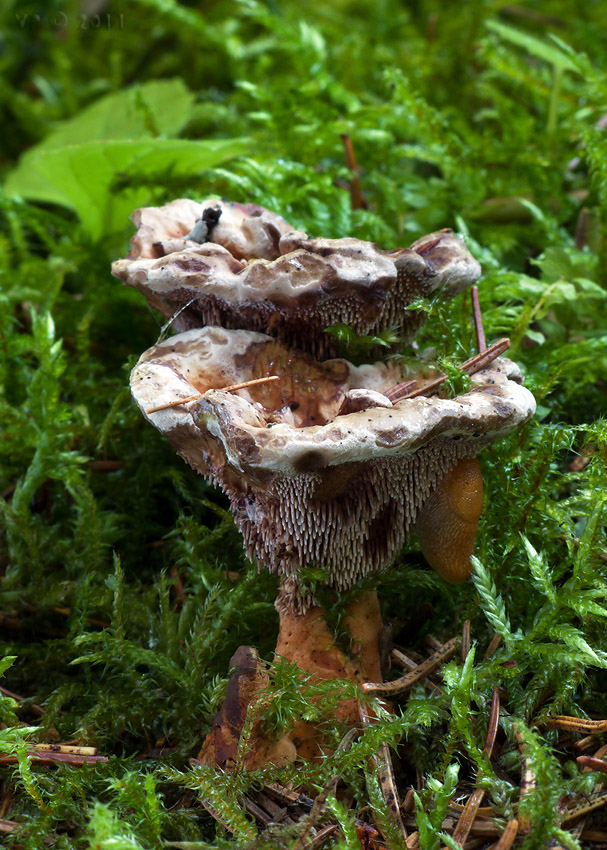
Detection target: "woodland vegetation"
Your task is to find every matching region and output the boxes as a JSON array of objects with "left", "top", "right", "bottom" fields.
[{"left": 1, "top": 1, "right": 606, "bottom": 847}]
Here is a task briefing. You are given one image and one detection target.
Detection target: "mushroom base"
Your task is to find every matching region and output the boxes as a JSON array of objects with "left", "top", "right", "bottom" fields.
[
  {"left": 275, "top": 589, "right": 385, "bottom": 762},
  {"left": 197, "top": 590, "right": 385, "bottom": 769}
]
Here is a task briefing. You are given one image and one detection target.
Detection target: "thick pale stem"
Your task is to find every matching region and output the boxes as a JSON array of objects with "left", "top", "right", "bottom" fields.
[
  {"left": 275, "top": 590, "right": 383, "bottom": 685},
  {"left": 274, "top": 589, "right": 384, "bottom": 760},
  {"left": 199, "top": 589, "right": 386, "bottom": 767}
]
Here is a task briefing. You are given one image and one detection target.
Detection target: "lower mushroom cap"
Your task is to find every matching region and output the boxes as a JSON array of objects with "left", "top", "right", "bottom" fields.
[{"left": 130, "top": 327, "right": 535, "bottom": 607}]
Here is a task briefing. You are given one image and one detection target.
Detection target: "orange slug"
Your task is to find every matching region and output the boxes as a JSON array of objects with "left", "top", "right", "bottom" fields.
[{"left": 416, "top": 457, "right": 484, "bottom": 583}]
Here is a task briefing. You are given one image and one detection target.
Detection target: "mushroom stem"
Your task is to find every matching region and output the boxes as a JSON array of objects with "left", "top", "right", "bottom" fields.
[
  {"left": 274, "top": 588, "right": 385, "bottom": 761},
  {"left": 275, "top": 589, "right": 384, "bottom": 687},
  {"left": 145, "top": 375, "right": 279, "bottom": 413}
]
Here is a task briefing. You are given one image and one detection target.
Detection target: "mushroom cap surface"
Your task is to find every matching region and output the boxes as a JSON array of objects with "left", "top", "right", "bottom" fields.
[
  {"left": 130, "top": 326, "right": 535, "bottom": 605},
  {"left": 113, "top": 198, "right": 481, "bottom": 357}
]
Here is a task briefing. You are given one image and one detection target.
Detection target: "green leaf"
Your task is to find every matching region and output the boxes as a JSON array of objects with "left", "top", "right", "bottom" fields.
[
  {"left": 5, "top": 137, "right": 250, "bottom": 239},
  {"left": 31, "top": 79, "right": 195, "bottom": 152},
  {"left": 486, "top": 21, "right": 580, "bottom": 71}
]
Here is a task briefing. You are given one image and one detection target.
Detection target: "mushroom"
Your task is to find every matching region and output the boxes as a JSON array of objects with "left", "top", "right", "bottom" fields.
[
  {"left": 112, "top": 198, "right": 481, "bottom": 357},
  {"left": 130, "top": 325, "right": 536, "bottom": 762}
]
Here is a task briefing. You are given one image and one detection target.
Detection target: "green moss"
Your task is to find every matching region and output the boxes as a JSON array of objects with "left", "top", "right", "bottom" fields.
[{"left": 1, "top": 0, "right": 607, "bottom": 845}]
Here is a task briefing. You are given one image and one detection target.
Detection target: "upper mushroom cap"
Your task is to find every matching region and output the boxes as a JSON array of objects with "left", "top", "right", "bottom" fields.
[
  {"left": 113, "top": 198, "right": 481, "bottom": 358},
  {"left": 130, "top": 326, "right": 535, "bottom": 602},
  {"left": 124, "top": 198, "right": 294, "bottom": 262}
]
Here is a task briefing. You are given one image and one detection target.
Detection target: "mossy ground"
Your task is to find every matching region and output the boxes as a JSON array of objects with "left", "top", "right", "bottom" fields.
[{"left": 1, "top": 1, "right": 607, "bottom": 847}]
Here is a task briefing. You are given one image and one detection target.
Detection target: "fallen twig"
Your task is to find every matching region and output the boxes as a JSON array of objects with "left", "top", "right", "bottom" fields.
[
  {"left": 341, "top": 134, "right": 367, "bottom": 210},
  {"left": 391, "top": 649, "right": 442, "bottom": 693},
  {"left": 484, "top": 634, "right": 502, "bottom": 660},
  {"left": 542, "top": 716, "right": 607, "bottom": 734},
  {"left": 576, "top": 755, "right": 607, "bottom": 774},
  {"left": 450, "top": 789, "right": 486, "bottom": 848},
  {"left": 146, "top": 375, "right": 280, "bottom": 414},
  {"left": 0, "top": 743, "right": 108, "bottom": 766},
  {"left": 310, "top": 823, "right": 340, "bottom": 848},
  {"left": 362, "top": 636, "right": 459, "bottom": 697},
  {"left": 0, "top": 686, "right": 44, "bottom": 717},
  {"left": 573, "top": 734, "right": 598, "bottom": 752},
  {"left": 489, "top": 818, "right": 519, "bottom": 850},
  {"left": 563, "top": 786, "right": 607, "bottom": 823},
  {"left": 483, "top": 686, "right": 500, "bottom": 760},
  {"left": 386, "top": 338, "right": 510, "bottom": 403},
  {"left": 461, "top": 620, "right": 471, "bottom": 663},
  {"left": 471, "top": 286, "right": 486, "bottom": 353}
]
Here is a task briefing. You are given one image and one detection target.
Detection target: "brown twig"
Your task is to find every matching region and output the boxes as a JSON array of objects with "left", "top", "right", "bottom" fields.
[
  {"left": 0, "top": 819, "right": 19, "bottom": 834},
  {"left": 542, "top": 716, "right": 607, "bottom": 734},
  {"left": 460, "top": 338, "right": 511, "bottom": 375},
  {"left": 341, "top": 134, "right": 367, "bottom": 210},
  {"left": 362, "top": 636, "right": 459, "bottom": 697},
  {"left": 424, "top": 634, "right": 443, "bottom": 653},
  {"left": 386, "top": 338, "right": 510, "bottom": 403},
  {"left": 471, "top": 286, "right": 486, "bottom": 353},
  {"left": 391, "top": 649, "right": 442, "bottom": 693},
  {"left": 310, "top": 823, "right": 340, "bottom": 848},
  {"left": 402, "top": 788, "right": 416, "bottom": 814},
  {"left": 145, "top": 375, "right": 280, "bottom": 414},
  {"left": 461, "top": 620, "right": 471, "bottom": 663},
  {"left": 416, "top": 236, "right": 442, "bottom": 255},
  {"left": 0, "top": 686, "right": 44, "bottom": 717},
  {"left": 563, "top": 786, "right": 607, "bottom": 823},
  {"left": 242, "top": 796, "right": 272, "bottom": 825},
  {"left": 384, "top": 380, "right": 417, "bottom": 403},
  {"left": 581, "top": 829, "right": 607, "bottom": 843},
  {"left": 483, "top": 686, "right": 500, "bottom": 760},
  {"left": 574, "top": 734, "right": 599, "bottom": 752},
  {"left": 576, "top": 756, "right": 607, "bottom": 774},
  {"left": 484, "top": 634, "right": 502, "bottom": 660},
  {"left": 251, "top": 791, "right": 293, "bottom": 824},
  {"left": 450, "top": 789, "right": 486, "bottom": 847},
  {"left": 449, "top": 804, "right": 495, "bottom": 818},
  {"left": 26, "top": 744, "right": 98, "bottom": 756},
  {"left": 88, "top": 460, "right": 125, "bottom": 472},
  {"left": 489, "top": 818, "right": 519, "bottom": 850},
  {"left": 0, "top": 749, "right": 108, "bottom": 766}
]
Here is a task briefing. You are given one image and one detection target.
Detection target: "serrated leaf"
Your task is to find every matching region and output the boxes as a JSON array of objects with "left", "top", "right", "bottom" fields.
[
  {"left": 486, "top": 20, "right": 579, "bottom": 71},
  {"left": 5, "top": 137, "right": 249, "bottom": 239},
  {"left": 31, "top": 79, "right": 195, "bottom": 153}
]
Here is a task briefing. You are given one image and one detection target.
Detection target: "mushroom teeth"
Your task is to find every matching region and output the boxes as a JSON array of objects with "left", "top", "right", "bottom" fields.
[
  {"left": 113, "top": 198, "right": 482, "bottom": 358},
  {"left": 130, "top": 326, "right": 536, "bottom": 609}
]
